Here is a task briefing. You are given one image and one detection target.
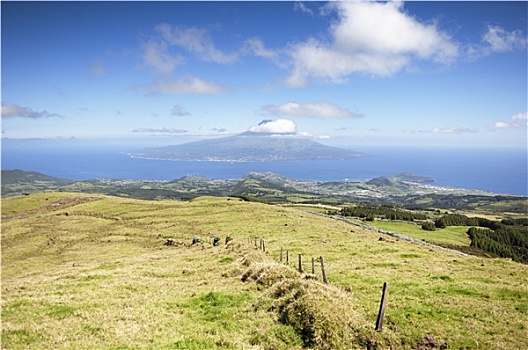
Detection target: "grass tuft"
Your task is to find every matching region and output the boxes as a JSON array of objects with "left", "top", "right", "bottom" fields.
[
  {"left": 242, "top": 262, "right": 300, "bottom": 287},
  {"left": 41, "top": 305, "right": 78, "bottom": 319},
  {"left": 243, "top": 261, "right": 375, "bottom": 349}
]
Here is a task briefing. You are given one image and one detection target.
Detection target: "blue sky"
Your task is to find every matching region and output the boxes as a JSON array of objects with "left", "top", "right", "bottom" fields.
[{"left": 2, "top": 1, "right": 527, "bottom": 148}]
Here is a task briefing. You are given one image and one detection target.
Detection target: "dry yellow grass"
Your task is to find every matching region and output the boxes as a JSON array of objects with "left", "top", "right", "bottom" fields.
[{"left": 2, "top": 192, "right": 527, "bottom": 349}]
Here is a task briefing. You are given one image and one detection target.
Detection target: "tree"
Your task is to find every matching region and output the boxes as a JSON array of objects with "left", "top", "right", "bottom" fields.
[
  {"left": 435, "top": 218, "right": 447, "bottom": 229},
  {"left": 421, "top": 222, "right": 436, "bottom": 231}
]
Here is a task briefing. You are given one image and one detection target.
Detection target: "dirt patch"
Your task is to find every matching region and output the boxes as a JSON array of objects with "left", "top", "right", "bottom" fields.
[
  {"left": 417, "top": 335, "right": 448, "bottom": 350},
  {"left": 51, "top": 196, "right": 101, "bottom": 210}
]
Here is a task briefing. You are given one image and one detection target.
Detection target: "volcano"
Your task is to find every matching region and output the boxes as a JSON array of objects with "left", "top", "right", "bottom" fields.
[{"left": 130, "top": 132, "right": 363, "bottom": 162}]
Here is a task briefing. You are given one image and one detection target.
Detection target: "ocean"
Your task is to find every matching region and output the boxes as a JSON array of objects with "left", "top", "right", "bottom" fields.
[{"left": 2, "top": 141, "right": 527, "bottom": 196}]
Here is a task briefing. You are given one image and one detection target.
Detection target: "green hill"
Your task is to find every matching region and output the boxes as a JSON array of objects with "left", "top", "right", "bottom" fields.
[
  {"left": 1, "top": 169, "right": 72, "bottom": 185},
  {"left": 2, "top": 193, "right": 527, "bottom": 349},
  {"left": 1, "top": 169, "right": 73, "bottom": 196},
  {"left": 3, "top": 170, "right": 526, "bottom": 214}
]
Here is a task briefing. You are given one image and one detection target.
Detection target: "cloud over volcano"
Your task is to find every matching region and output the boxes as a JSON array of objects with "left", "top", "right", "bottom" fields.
[{"left": 248, "top": 119, "right": 297, "bottom": 134}]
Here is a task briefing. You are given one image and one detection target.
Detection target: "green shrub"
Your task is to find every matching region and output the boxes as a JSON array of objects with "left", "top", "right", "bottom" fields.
[
  {"left": 421, "top": 221, "right": 436, "bottom": 231},
  {"left": 241, "top": 262, "right": 300, "bottom": 288}
]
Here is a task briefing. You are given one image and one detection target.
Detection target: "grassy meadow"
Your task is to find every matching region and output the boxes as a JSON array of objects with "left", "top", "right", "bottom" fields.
[
  {"left": 359, "top": 220, "right": 472, "bottom": 247},
  {"left": 2, "top": 193, "right": 527, "bottom": 349}
]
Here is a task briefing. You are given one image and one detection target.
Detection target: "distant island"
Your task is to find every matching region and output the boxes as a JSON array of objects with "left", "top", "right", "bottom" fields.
[{"left": 129, "top": 131, "right": 364, "bottom": 162}]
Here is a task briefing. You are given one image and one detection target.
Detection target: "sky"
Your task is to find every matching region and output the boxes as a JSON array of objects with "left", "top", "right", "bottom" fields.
[{"left": 1, "top": 1, "right": 527, "bottom": 148}]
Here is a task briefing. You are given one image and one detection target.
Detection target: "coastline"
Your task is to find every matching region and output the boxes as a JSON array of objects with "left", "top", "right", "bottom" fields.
[{"left": 2, "top": 144, "right": 526, "bottom": 196}]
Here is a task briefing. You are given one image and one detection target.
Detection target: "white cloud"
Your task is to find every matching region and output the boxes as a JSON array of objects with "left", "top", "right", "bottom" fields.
[
  {"left": 139, "top": 24, "right": 231, "bottom": 96},
  {"left": 248, "top": 119, "right": 297, "bottom": 134},
  {"left": 482, "top": 25, "right": 527, "bottom": 53},
  {"left": 144, "top": 24, "right": 282, "bottom": 69},
  {"left": 294, "top": 2, "right": 314, "bottom": 16},
  {"left": 146, "top": 77, "right": 226, "bottom": 95},
  {"left": 492, "top": 112, "right": 528, "bottom": 129},
  {"left": 243, "top": 37, "right": 281, "bottom": 62},
  {"left": 154, "top": 23, "right": 238, "bottom": 64},
  {"left": 247, "top": 119, "right": 330, "bottom": 139},
  {"left": 264, "top": 101, "right": 361, "bottom": 119},
  {"left": 171, "top": 104, "right": 190, "bottom": 116},
  {"left": 467, "top": 25, "right": 527, "bottom": 59},
  {"left": 414, "top": 126, "right": 478, "bottom": 134},
  {"left": 141, "top": 40, "right": 185, "bottom": 75},
  {"left": 512, "top": 112, "right": 528, "bottom": 122},
  {"left": 1, "top": 103, "right": 63, "bottom": 119},
  {"left": 211, "top": 127, "right": 228, "bottom": 134},
  {"left": 286, "top": 1, "right": 458, "bottom": 87},
  {"left": 138, "top": 5, "right": 526, "bottom": 90},
  {"left": 141, "top": 23, "right": 240, "bottom": 76},
  {"left": 492, "top": 122, "right": 511, "bottom": 129},
  {"left": 430, "top": 127, "right": 478, "bottom": 134}
]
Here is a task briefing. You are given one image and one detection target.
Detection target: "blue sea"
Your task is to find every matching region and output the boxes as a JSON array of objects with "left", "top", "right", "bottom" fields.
[{"left": 2, "top": 140, "right": 527, "bottom": 196}]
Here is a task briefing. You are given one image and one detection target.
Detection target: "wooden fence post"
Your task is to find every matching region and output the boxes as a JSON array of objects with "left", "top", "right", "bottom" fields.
[
  {"left": 320, "top": 256, "right": 328, "bottom": 284},
  {"left": 286, "top": 250, "right": 289, "bottom": 263},
  {"left": 298, "top": 254, "right": 303, "bottom": 273},
  {"left": 262, "top": 240, "right": 265, "bottom": 252},
  {"left": 375, "top": 282, "right": 388, "bottom": 331},
  {"left": 280, "top": 247, "right": 283, "bottom": 262},
  {"left": 311, "top": 257, "right": 315, "bottom": 274}
]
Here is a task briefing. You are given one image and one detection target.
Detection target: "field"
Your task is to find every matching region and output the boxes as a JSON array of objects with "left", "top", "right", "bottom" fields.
[
  {"left": 2, "top": 193, "right": 527, "bottom": 349},
  {"left": 359, "top": 220, "right": 471, "bottom": 247}
]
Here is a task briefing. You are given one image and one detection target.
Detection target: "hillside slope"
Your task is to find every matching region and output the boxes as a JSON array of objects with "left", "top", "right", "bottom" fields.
[
  {"left": 1, "top": 169, "right": 74, "bottom": 196},
  {"left": 1, "top": 169, "right": 70, "bottom": 184},
  {"left": 2, "top": 193, "right": 527, "bottom": 349}
]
